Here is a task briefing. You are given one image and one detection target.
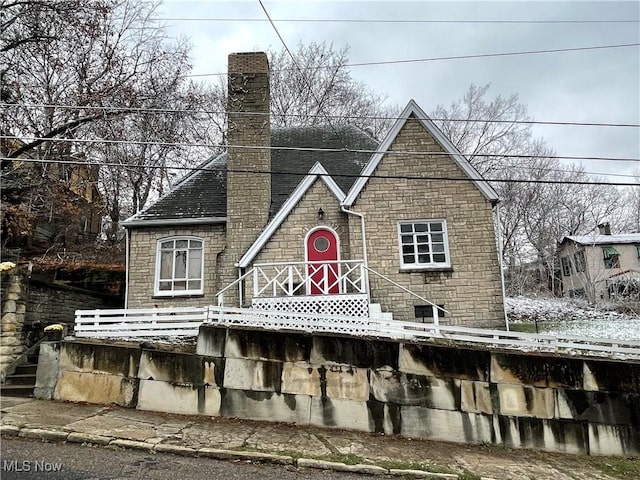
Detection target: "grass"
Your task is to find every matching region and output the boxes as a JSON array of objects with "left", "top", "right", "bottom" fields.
[
  {"left": 375, "top": 459, "right": 456, "bottom": 474},
  {"left": 234, "top": 446, "right": 479, "bottom": 478},
  {"left": 508, "top": 322, "right": 541, "bottom": 333},
  {"left": 590, "top": 457, "right": 640, "bottom": 478}
]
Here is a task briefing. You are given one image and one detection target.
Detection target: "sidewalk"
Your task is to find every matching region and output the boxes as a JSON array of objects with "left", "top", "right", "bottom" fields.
[{"left": 0, "top": 395, "right": 633, "bottom": 479}]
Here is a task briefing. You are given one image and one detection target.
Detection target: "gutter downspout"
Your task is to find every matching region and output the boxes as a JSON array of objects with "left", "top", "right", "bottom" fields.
[
  {"left": 495, "top": 202, "right": 509, "bottom": 331},
  {"left": 341, "top": 206, "right": 370, "bottom": 303},
  {"left": 124, "top": 227, "right": 130, "bottom": 309}
]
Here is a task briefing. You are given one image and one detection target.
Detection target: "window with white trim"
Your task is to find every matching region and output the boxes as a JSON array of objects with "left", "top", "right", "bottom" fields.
[
  {"left": 398, "top": 220, "right": 451, "bottom": 269},
  {"left": 155, "top": 237, "right": 204, "bottom": 295}
]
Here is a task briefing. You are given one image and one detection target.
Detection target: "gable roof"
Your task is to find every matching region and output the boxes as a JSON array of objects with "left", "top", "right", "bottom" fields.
[
  {"left": 123, "top": 125, "right": 377, "bottom": 227},
  {"left": 238, "top": 162, "right": 345, "bottom": 268},
  {"left": 343, "top": 100, "right": 499, "bottom": 206},
  {"left": 561, "top": 233, "right": 640, "bottom": 246}
]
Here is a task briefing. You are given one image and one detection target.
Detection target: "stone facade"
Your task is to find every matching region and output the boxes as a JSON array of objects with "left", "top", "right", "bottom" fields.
[
  {"left": 0, "top": 268, "right": 29, "bottom": 377},
  {"left": 27, "top": 280, "right": 120, "bottom": 327},
  {"left": 351, "top": 116, "right": 504, "bottom": 327},
  {"left": 123, "top": 54, "right": 504, "bottom": 326},
  {"left": 245, "top": 180, "right": 350, "bottom": 302},
  {"left": 127, "top": 225, "right": 226, "bottom": 308},
  {"left": 45, "top": 326, "right": 640, "bottom": 456}
]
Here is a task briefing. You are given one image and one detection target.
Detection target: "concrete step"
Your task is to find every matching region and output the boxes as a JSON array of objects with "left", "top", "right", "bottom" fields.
[
  {"left": 4, "top": 373, "right": 36, "bottom": 385},
  {"left": 0, "top": 384, "right": 34, "bottom": 397},
  {"left": 13, "top": 363, "right": 37, "bottom": 376},
  {"left": 368, "top": 303, "right": 393, "bottom": 321}
]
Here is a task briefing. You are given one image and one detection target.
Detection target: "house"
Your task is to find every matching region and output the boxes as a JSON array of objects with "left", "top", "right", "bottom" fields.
[
  {"left": 1, "top": 137, "right": 103, "bottom": 248},
  {"left": 122, "top": 52, "right": 505, "bottom": 328},
  {"left": 558, "top": 223, "right": 640, "bottom": 302}
]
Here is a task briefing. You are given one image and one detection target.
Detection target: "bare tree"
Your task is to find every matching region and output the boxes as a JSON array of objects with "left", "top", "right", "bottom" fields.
[
  {"left": 1, "top": 0, "right": 222, "bottom": 245},
  {"left": 210, "top": 42, "right": 398, "bottom": 142},
  {"left": 432, "top": 84, "right": 628, "bottom": 297}
]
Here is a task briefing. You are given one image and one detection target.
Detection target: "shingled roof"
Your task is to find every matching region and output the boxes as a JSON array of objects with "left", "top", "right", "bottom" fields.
[{"left": 123, "top": 125, "right": 378, "bottom": 227}]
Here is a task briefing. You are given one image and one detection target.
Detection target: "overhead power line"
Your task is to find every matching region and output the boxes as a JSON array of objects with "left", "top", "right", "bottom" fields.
[
  {"left": 3, "top": 156, "right": 638, "bottom": 187},
  {"left": 154, "top": 17, "right": 640, "bottom": 25},
  {"left": 3, "top": 102, "right": 638, "bottom": 128},
  {"left": 258, "top": 0, "right": 351, "bottom": 152},
  {"left": 185, "top": 43, "right": 640, "bottom": 77},
  {"left": 1, "top": 135, "right": 639, "bottom": 163}
]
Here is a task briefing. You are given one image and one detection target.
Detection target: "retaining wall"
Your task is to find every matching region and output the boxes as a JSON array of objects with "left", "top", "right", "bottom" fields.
[
  {"left": 1, "top": 268, "right": 30, "bottom": 377},
  {"left": 42, "top": 325, "right": 640, "bottom": 456}
]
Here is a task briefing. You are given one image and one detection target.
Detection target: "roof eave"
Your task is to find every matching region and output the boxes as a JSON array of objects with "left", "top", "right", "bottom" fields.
[{"left": 121, "top": 217, "right": 227, "bottom": 228}]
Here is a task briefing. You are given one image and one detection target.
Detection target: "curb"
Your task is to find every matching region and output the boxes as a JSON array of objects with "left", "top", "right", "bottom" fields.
[
  {"left": 67, "top": 432, "right": 114, "bottom": 445},
  {"left": 0, "top": 425, "right": 20, "bottom": 436},
  {"left": 18, "top": 428, "right": 69, "bottom": 442},
  {"left": 2, "top": 425, "right": 468, "bottom": 478},
  {"left": 389, "top": 469, "right": 458, "bottom": 478},
  {"left": 298, "top": 458, "right": 387, "bottom": 475}
]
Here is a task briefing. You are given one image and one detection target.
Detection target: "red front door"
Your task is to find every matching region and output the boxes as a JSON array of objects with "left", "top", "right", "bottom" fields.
[{"left": 306, "top": 228, "right": 340, "bottom": 295}]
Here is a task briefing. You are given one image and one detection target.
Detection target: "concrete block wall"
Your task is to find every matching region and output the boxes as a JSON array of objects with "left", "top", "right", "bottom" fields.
[
  {"left": 351, "top": 117, "right": 504, "bottom": 327},
  {"left": 127, "top": 225, "right": 226, "bottom": 308},
  {"left": 48, "top": 327, "right": 640, "bottom": 456}
]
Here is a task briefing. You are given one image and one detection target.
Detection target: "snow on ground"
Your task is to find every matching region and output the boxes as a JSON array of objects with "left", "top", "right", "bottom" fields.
[{"left": 507, "top": 296, "right": 640, "bottom": 341}]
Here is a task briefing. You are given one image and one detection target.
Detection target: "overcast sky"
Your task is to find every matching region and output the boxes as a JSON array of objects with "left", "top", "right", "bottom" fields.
[{"left": 156, "top": 1, "right": 640, "bottom": 181}]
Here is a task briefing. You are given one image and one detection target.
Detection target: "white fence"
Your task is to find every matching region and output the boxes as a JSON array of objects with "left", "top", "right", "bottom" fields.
[
  {"left": 74, "top": 305, "right": 640, "bottom": 359},
  {"left": 74, "top": 306, "right": 208, "bottom": 338}
]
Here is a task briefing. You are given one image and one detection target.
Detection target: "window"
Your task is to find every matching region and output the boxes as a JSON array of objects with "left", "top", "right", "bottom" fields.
[
  {"left": 414, "top": 304, "right": 446, "bottom": 322},
  {"left": 636, "top": 244, "right": 640, "bottom": 260},
  {"left": 602, "top": 246, "right": 620, "bottom": 269},
  {"left": 573, "top": 250, "right": 586, "bottom": 273},
  {"left": 398, "top": 220, "right": 450, "bottom": 269},
  {"left": 155, "top": 237, "right": 204, "bottom": 295},
  {"left": 561, "top": 256, "right": 572, "bottom": 276}
]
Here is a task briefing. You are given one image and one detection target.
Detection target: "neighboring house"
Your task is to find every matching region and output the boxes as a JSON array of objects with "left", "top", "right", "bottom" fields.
[
  {"left": 1, "top": 138, "right": 103, "bottom": 248},
  {"left": 122, "top": 52, "right": 505, "bottom": 328},
  {"left": 558, "top": 224, "right": 640, "bottom": 302}
]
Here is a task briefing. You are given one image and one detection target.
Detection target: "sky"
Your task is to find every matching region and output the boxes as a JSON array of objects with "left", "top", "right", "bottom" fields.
[{"left": 155, "top": 0, "right": 640, "bottom": 181}]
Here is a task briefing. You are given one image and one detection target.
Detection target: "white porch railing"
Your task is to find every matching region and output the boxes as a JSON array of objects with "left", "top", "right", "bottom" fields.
[
  {"left": 74, "top": 305, "right": 640, "bottom": 360},
  {"left": 252, "top": 260, "right": 367, "bottom": 297}
]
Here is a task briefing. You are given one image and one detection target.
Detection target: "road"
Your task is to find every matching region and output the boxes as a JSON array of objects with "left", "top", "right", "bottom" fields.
[{"left": 1, "top": 437, "right": 366, "bottom": 480}]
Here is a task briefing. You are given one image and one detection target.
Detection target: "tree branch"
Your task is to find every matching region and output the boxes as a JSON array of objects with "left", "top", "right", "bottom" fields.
[{"left": 6, "top": 109, "right": 132, "bottom": 158}]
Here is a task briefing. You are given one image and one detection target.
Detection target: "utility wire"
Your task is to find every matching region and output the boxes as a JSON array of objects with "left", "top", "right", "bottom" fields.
[
  {"left": 155, "top": 17, "right": 640, "bottom": 25},
  {"left": 1, "top": 134, "right": 638, "bottom": 163},
  {"left": 185, "top": 43, "right": 640, "bottom": 77},
  {"left": 3, "top": 102, "right": 638, "bottom": 128},
  {"left": 258, "top": 0, "right": 351, "bottom": 152},
  {"left": 3, "top": 156, "right": 638, "bottom": 187}
]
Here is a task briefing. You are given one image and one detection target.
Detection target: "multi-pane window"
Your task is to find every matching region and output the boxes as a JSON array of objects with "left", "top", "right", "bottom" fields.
[
  {"left": 561, "top": 257, "right": 572, "bottom": 276},
  {"left": 602, "top": 246, "right": 620, "bottom": 270},
  {"left": 156, "top": 237, "right": 204, "bottom": 295},
  {"left": 398, "top": 220, "right": 450, "bottom": 268},
  {"left": 573, "top": 250, "right": 586, "bottom": 273}
]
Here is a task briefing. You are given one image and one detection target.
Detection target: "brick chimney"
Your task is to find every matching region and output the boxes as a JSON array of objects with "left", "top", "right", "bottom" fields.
[
  {"left": 598, "top": 222, "right": 611, "bottom": 235},
  {"left": 226, "top": 52, "right": 271, "bottom": 263}
]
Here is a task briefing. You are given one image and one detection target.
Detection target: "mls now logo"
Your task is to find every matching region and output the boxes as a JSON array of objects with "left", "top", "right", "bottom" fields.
[{"left": 2, "top": 460, "right": 63, "bottom": 472}]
